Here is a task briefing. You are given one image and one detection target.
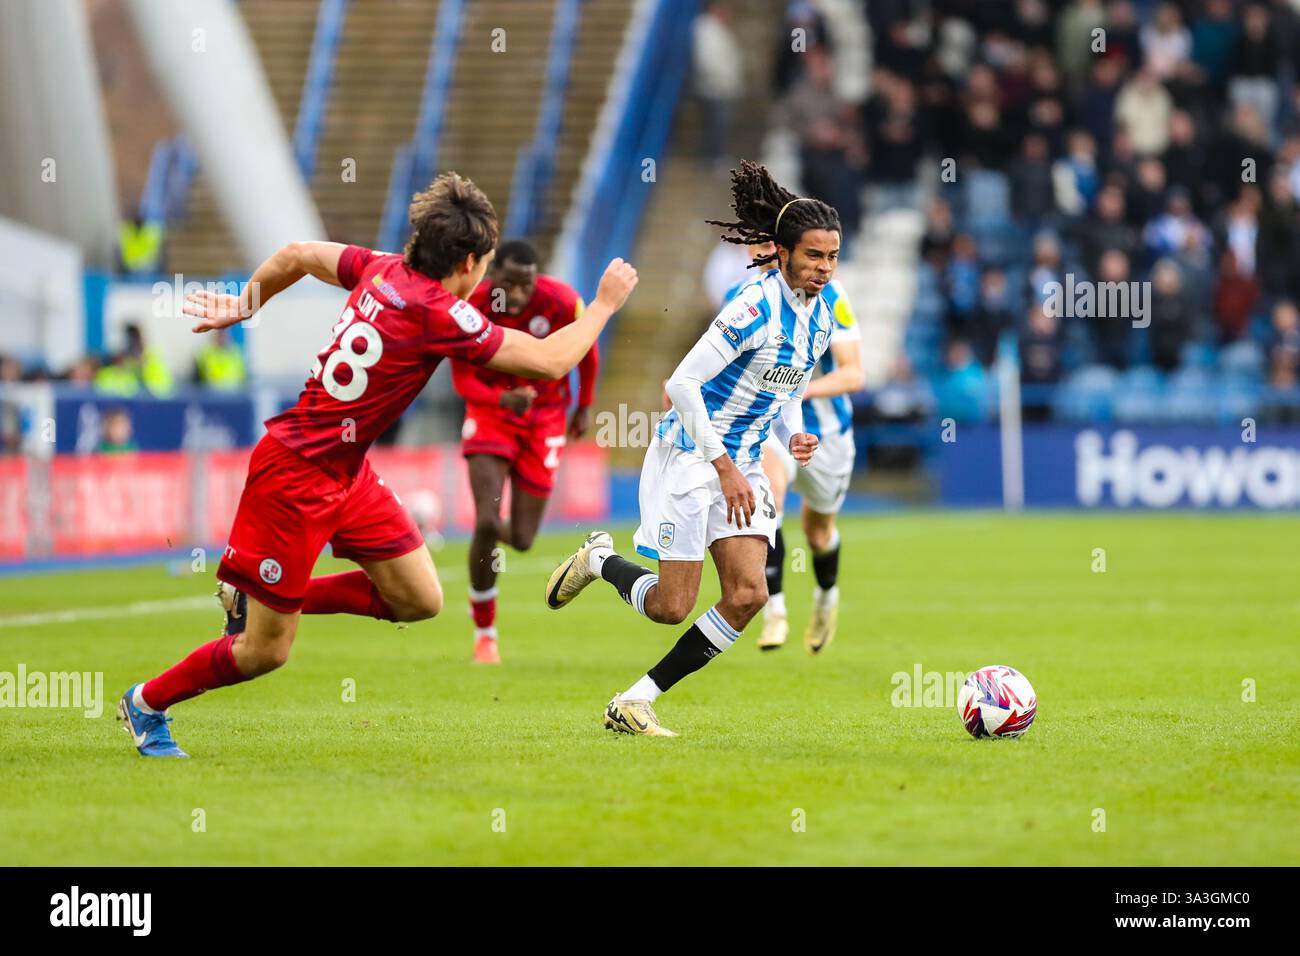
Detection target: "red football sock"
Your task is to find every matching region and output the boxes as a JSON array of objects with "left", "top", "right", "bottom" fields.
[
  {"left": 302, "top": 570, "right": 397, "bottom": 621},
  {"left": 468, "top": 586, "right": 497, "bottom": 630},
  {"left": 141, "top": 634, "right": 248, "bottom": 711}
]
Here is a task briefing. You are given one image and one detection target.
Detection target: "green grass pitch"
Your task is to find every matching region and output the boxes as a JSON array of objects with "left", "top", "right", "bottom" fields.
[{"left": 1, "top": 512, "right": 1297, "bottom": 866}]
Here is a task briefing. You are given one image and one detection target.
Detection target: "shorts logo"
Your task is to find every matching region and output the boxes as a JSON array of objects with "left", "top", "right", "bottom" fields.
[
  {"left": 713, "top": 319, "right": 742, "bottom": 347},
  {"left": 658, "top": 522, "right": 675, "bottom": 549},
  {"left": 528, "top": 315, "right": 551, "bottom": 337},
  {"left": 449, "top": 300, "right": 485, "bottom": 334},
  {"left": 259, "top": 558, "right": 283, "bottom": 586}
]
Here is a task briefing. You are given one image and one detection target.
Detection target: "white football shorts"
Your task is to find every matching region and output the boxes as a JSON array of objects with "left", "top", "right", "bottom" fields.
[
  {"left": 632, "top": 438, "right": 778, "bottom": 562},
  {"left": 764, "top": 427, "right": 855, "bottom": 515}
]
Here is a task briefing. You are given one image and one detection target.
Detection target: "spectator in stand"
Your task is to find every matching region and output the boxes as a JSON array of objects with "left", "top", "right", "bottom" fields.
[
  {"left": 1125, "top": 156, "right": 1169, "bottom": 230},
  {"left": 872, "top": 354, "right": 934, "bottom": 470},
  {"left": 920, "top": 194, "right": 956, "bottom": 269},
  {"left": 1080, "top": 184, "right": 1139, "bottom": 273},
  {"left": 780, "top": 45, "right": 864, "bottom": 248},
  {"left": 771, "top": 1, "right": 826, "bottom": 98},
  {"left": 936, "top": 339, "right": 988, "bottom": 424},
  {"left": 966, "top": 267, "right": 1015, "bottom": 367},
  {"left": 1140, "top": 2, "right": 1192, "bottom": 81},
  {"left": 1009, "top": 133, "right": 1056, "bottom": 226},
  {"left": 1268, "top": 299, "right": 1300, "bottom": 361},
  {"left": 1257, "top": 170, "right": 1300, "bottom": 301},
  {"left": 1162, "top": 111, "right": 1210, "bottom": 211},
  {"left": 1053, "top": 129, "right": 1101, "bottom": 216},
  {"left": 945, "top": 233, "right": 982, "bottom": 321},
  {"left": 1148, "top": 258, "right": 1193, "bottom": 372},
  {"left": 1144, "top": 186, "right": 1211, "bottom": 262},
  {"left": 1027, "top": 230, "right": 1066, "bottom": 306},
  {"left": 1215, "top": 189, "right": 1260, "bottom": 279},
  {"left": 1025, "top": 53, "right": 1067, "bottom": 153},
  {"left": 1212, "top": 248, "right": 1259, "bottom": 344},
  {"left": 1055, "top": 0, "right": 1107, "bottom": 94},
  {"left": 1019, "top": 303, "right": 1063, "bottom": 421},
  {"left": 1230, "top": 2, "right": 1280, "bottom": 137},
  {"left": 194, "top": 328, "right": 247, "bottom": 391},
  {"left": 959, "top": 63, "right": 1013, "bottom": 168},
  {"left": 1104, "top": 0, "right": 1143, "bottom": 64},
  {"left": 64, "top": 357, "right": 98, "bottom": 386},
  {"left": 1191, "top": 0, "right": 1239, "bottom": 92},
  {"left": 1092, "top": 248, "right": 1134, "bottom": 368},
  {"left": 691, "top": 1, "right": 743, "bottom": 171},
  {"left": 0, "top": 355, "right": 21, "bottom": 385},
  {"left": 97, "top": 408, "right": 138, "bottom": 454},
  {"left": 94, "top": 322, "right": 173, "bottom": 397},
  {"left": 862, "top": 70, "right": 924, "bottom": 213},
  {"left": 1079, "top": 55, "right": 1125, "bottom": 157},
  {"left": 1115, "top": 68, "right": 1174, "bottom": 157}
]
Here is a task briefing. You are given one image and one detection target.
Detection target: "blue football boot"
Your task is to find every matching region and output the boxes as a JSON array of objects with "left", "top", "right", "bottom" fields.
[{"left": 117, "top": 684, "right": 188, "bottom": 758}]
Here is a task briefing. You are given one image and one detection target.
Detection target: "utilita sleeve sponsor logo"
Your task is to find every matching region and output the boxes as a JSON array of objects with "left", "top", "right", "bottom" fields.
[
  {"left": 50, "top": 887, "right": 151, "bottom": 936},
  {"left": 1076, "top": 430, "right": 1300, "bottom": 508}
]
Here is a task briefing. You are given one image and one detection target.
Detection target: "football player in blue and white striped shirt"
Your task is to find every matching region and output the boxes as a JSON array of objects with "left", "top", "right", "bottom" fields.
[
  {"left": 724, "top": 243, "right": 865, "bottom": 655},
  {"left": 545, "top": 162, "right": 841, "bottom": 736}
]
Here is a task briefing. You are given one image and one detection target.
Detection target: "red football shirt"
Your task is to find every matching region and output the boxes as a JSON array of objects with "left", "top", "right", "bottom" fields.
[
  {"left": 265, "top": 245, "right": 504, "bottom": 479},
  {"left": 451, "top": 274, "right": 597, "bottom": 415}
]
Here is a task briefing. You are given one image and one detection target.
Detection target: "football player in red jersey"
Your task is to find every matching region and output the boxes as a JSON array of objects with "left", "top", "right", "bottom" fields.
[
  {"left": 116, "top": 173, "right": 637, "bottom": 757},
  {"left": 451, "top": 240, "right": 598, "bottom": 664}
]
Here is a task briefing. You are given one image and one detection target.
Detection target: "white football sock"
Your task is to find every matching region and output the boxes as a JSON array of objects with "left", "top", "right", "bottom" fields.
[
  {"left": 766, "top": 591, "right": 787, "bottom": 617},
  {"left": 474, "top": 626, "right": 497, "bottom": 641},
  {"left": 587, "top": 545, "right": 614, "bottom": 576},
  {"left": 621, "top": 674, "right": 662, "bottom": 703},
  {"left": 133, "top": 685, "right": 158, "bottom": 714},
  {"left": 814, "top": 585, "right": 840, "bottom": 609}
]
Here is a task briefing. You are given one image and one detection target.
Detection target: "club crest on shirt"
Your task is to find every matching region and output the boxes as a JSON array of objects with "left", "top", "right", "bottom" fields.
[
  {"left": 813, "top": 328, "right": 829, "bottom": 355},
  {"left": 528, "top": 315, "right": 551, "bottom": 337},
  {"left": 658, "top": 522, "right": 675, "bottom": 549},
  {"left": 259, "top": 558, "right": 282, "bottom": 585},
  {"left": 758, "top": 364, "right": 805, "bottom": 395}
]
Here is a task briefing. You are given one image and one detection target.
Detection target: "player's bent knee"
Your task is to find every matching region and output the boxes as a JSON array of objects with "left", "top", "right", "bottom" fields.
[
  {"left": 722, "top": 583, "right": 768, "bottom": 622},
  {"left": 509, "top": 529, "right": 537, "bottom": 552},
  {"left": 396, "top": 584, "right": 443, "bottom": 622}
]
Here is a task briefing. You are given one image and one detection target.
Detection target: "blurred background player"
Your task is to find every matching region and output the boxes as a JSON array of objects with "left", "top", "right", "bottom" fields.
[
  {"left": 451, "top": 240, "right": 598, "bottom": 664},
  {"left": 545, "top": 162, "right": 835, "bottom": 737},
  {"left": 117, "top": 173, "right": 636, "bottom": 757},
  {"left": 723, "top": 240, "right": 864, "bottom": 654}
]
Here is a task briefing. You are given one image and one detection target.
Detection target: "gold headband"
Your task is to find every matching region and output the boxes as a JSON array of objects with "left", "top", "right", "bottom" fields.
[{"left": 773, "top": 197, "right": 812, "bottom": 238}]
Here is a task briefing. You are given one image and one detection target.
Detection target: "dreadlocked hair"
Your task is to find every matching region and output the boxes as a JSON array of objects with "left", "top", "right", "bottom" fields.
[{"left": 706, "top": 160, "right": 841, "bottom": 269}]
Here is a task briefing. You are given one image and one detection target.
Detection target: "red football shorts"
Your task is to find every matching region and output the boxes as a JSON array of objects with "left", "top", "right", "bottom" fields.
[
  {"left": 461, "top": 403, "right": 568, "bottom": 496},
  {"left": 217, "top": 434, "right": 425, "bottom": 613}
]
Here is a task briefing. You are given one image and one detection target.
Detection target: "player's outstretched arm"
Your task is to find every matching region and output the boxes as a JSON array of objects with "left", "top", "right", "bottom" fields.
[
  {"left": 184, "top": 241, "right": 350, "bottom": 332},
  {"left": 486, "top": 259, "right": 636, "bottom": 379},
  {"left": 803, "top": 338, "right": 865, "bottom": 399}
]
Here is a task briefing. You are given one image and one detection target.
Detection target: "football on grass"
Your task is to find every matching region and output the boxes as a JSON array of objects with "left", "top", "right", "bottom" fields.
[{"left": 957, "top": 665, "right": 1037, "bottom": 739}]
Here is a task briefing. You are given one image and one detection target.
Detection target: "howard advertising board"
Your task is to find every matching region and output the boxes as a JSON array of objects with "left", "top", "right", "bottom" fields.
[{"left": 940, "top": 425, "right": 1300, "bottom": 509}]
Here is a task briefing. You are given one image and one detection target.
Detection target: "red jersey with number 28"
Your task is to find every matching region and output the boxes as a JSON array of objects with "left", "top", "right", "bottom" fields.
[{"left": 265, "top": 245, "right": 504, "bottom": 479}]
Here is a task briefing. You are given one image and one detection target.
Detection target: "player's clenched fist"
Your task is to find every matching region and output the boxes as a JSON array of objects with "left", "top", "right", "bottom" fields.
[
  {"left": 789, "top": 432, "right": 819, "bottom": 466},
  {"left": 594, "top": 258, "right": 638, "bottom": 312}
]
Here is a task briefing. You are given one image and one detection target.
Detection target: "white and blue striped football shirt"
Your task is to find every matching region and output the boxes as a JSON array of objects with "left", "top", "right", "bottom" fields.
[
  {"left": 722, "top": 273, "right": 860, "bottom": 440},
  {"left": 658, "top": 268, "right": 834, "bottom": 462}
]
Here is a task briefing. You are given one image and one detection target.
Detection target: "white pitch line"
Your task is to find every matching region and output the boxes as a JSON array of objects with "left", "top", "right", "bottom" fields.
[
  {"left": 0, "top": 595, "right": 213, "bottom": 629},
  {"left": 0, "top": 557, "right": 568, "bottom": 630}
]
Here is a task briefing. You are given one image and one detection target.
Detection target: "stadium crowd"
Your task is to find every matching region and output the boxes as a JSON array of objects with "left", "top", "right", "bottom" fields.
[{"left": 769, "top": 0, "right": 1300, "bottom": 424}]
